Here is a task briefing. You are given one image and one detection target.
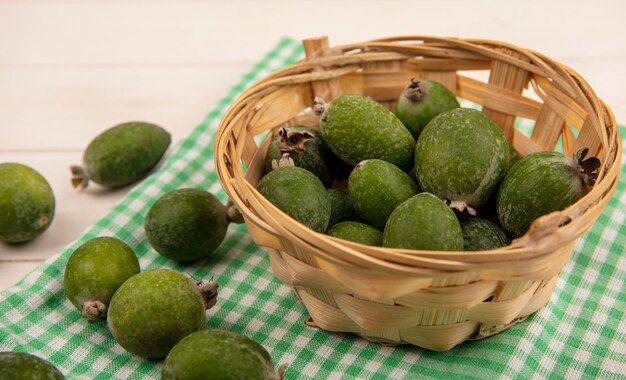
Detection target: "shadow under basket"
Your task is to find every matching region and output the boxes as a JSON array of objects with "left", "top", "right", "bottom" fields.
[{"left": 215, "top": 36, "right": 622, "bottom": 351}]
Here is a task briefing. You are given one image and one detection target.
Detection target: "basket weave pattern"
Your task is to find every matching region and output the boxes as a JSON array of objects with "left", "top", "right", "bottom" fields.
[{"left": 215, "top": 36, "right": 621, "bottom": 351}]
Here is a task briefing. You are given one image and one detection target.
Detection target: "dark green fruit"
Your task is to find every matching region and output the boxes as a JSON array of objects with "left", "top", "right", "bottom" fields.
[
  {"left": 460, "top": 217, "right": 511, "bottom": 251},
  {"left": 394, "top": 78, "right": 460, "bottom": 139},
  {"left": 64, "top": 237, "right": 140, "bottom": 321},
  {"left": 107, "top": 269, "right": 219, "bottom": 358},
  {"left": 318, "top": 95, "right": 415, "bottom": 171},
  {"left": 0, "top": 352, "right": 64, "bottom": 380},
  {"left": 327, "top": 221, "right": 382, "bottom": 246},
  {"left": 414, "top": 108, "right": 509, "bottom": 214},
  {"left": 0, "top": 163, "right": 55, "bottom": 243},
  {"left": 348, "top": 159, "right": 419, "bottom": 230},
  {"left": 264, "top": 126, "right": 333, "bottom": 187},
  {"left": 162, "top": 329, "right": 283, "bottom": 380},
  {"left": 71, "top": 121, "right": 171, "bottom": 188},
  {"left": 257, "top": 166, "right": 331, "bottom": 233},
  {"left": 326, "top": 188, "right": 357, "bottom": 228},
  {"left": 145, "top": 188, "right": 229, "bottom": 262},
  {"left": 383, "top": 193, "right": 463, "bottom": 251},
  {"left": 496, "top": 149, "right": 598, "bottom": 238}
]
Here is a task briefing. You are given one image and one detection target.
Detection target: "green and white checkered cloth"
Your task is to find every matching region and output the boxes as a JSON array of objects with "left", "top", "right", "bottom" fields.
[{"left": 1, "top": 38, "right": 624, "bottom": 380}]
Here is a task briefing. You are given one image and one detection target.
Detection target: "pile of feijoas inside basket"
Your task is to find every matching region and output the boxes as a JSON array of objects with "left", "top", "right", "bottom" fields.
[{"left": 258, "top": 78, "right": 600, "bottom": 251}]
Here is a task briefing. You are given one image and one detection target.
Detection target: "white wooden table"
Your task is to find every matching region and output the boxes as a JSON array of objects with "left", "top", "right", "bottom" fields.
[{"left": 1, "top": 0, "right": 625, "bottom": 291}]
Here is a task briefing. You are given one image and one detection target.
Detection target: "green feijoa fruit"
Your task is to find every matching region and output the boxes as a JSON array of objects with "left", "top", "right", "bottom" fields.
[
  {"left": 145, "top": 188, "right": 229, "bottom": 262},
  {"left": 71, "top": 121, "right": 171, "bottom": 189},
  {"left": 496, "top": 149, "right": 598, "bottom": 238},
  {"left": 264, "top": 125, "right": 333, "bottom": 187},
  {"left": 394, "top": 78, "right": 460, "bottom": 140},
  {"left": 318, "top": 95, "right": 415, "bottom": 171},
  {"left": 162, "top": 329, "right": 282, "bottom": 380},
  {"left": 327, "top": 221, "right": 382, "bottom": 246},
  {"left": 0, "top": 352, "right": 64, "bottom": 380},
  {"left": 460, "top": 217, "right": 511, "bottom": 251},
  {"left": 383, "top": 193, "right": 463, "bottom": 251},
  {"left": 64, "top": 236, "right": 140, "bottom": 322},
  {"left": 0, "top": 163, "right": 55, "bottom": 243},
  {"left": 257, "top": 166, "right": 331, "bottom": 233},
  {"left": 348, "top": 159, "right": 418, "bottom": 230},
  {"left": 107, "top": 269, "right": 219, "bottom": 358},
  {"left": 326, "top": 188, "right": 357, "bottom": 228},
  {"left": 414, "top": 108, "right": 509, "bottom": 214}
]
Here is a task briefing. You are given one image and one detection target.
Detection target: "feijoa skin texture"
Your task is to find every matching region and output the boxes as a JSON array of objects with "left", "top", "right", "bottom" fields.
[
  {"left": 72, "top": 121, "right": 170, "bottom": 188},
  {"left": 460, "top": 217, "right": 511, "bottom": 251},
  {"left": 326, "top": 188, "right": 357, "bottom": 228},
  {"left": 414, "top": 108, "right": 509, "bottom": 211},
  {"left": 264, "top": 125, "right": 333, "bottom": 187},
  {"left": 162, "top": 329, "right": 280, "bottom": 380},
  {"left": 107, "top": 269, "right": 208, "bottom": 358},
  {"left": 383, "top": 193, "right": 463, "bottom": 251},
  {"left": 0, "top": 163, "right": 55, "bottom": 243},
  {"left": 394, "top": 79, "right": 460, "bottom": 140},
  {"left": 257, "top": 166, "right": 331, "bottom": 233},
  {"left": 64, "top": 237, "right": 140, "bottom": 321},
  {"left": 348, "top": 159, "right": 419, "bottom": 230},
  {"left": 320, "top": 95, "right": 415, "bottom": 171},
  {"left": 0, "top": 352, "right": 64, "bottom": 380},
  {"left": 145, "top": 188, "right": 229, "bottom": 262},
  {"left": 496, "top": 151, "right": 585, "bottom": 238},
  {"left": 327, "top": 221, "right": 382, "bottom": 246}
]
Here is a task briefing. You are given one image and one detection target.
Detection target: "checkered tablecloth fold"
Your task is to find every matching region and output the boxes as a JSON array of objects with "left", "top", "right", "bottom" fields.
[{"left": 1, "top": 38, "right": 624, "bottom": 380}]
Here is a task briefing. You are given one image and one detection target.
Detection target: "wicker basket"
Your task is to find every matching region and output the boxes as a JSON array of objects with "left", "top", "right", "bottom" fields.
[{"left": 215, "top": 36, "right": 621, "bottom": 351}]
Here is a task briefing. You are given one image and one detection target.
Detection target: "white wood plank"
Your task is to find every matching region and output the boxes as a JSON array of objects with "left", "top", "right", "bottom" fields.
[
  {"left": 0, "top": 261, "right": 42, "bottom": 290},
  {"left": 0, "top": 152, "right": 133, "bottom": 260},
  {"left": 0, "top": 1, "right": 624, "bottom": 67},
  {"left": 0, "top": 66, "right": 249, "bottom": 151}
]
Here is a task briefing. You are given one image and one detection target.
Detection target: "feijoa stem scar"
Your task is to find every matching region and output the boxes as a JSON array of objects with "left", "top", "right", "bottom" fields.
[
  {"left": 225, "top": 200, "right": 245, "bottom": 224},
  {"left": 197, "top": 278, "right": 220, "bottom": 309},
  {"left": 70, "top": 165, "right": 89, "bottom": 189},
  {"left": 404, "top": 78, "right": 424, "bottom": 102},
  {"left": 313, "top": 96, "right": 327, "bottom": 116},
  {"left": 276, "top": 127, "right": 315, "bottom": 153},
  {"left": 82, "top": 300, "right": 107, "bottom": 321}
]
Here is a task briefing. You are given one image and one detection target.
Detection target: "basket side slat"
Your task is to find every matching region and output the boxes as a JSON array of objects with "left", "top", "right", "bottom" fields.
[
  {"left": 483, "top": 47, "right": 531, "bottom": 141},
  {"left": 531, "top": 103, "right": 566, "bottom": 151}
]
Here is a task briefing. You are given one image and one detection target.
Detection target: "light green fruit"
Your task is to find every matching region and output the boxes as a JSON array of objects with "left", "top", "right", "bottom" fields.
[
  {"left": 257, "top": 166, "right": 331, "bottom": 233},
  {"left": 71, "top": 121, "right": 171, "bottom": 188},
  {"left": 383, "top": 193, "right": 463, "bottom": 251},
  {"left": 460, "top": 217, "right": 511, "bottom": 251},
  {"left": 327, "top": 221, "right": 382, "bottom": 246},
  {"left": 497, "top": 150, "right": 593, "bottom": 238},
  {"left": 145, "top": 188, "right": 230, "bottom": 262},
  {"left": 394, "top": 78, "right": 460, "bottom": 139},
  {"left": 0, "top": 352, "right": 64, "bottom": 380},
  {"left": 348, "top": 159, "right": 419, "bottom": 230},
  {"left": 319, "top": 95, "right": 415, "bottom": 171},
  {"left": 162, "top": 329, "right": 282, "bottom": 380},
  {"left": 64, "top": 236, "right": 140, "bottom": 321},
  {"left": 107, "top": 269, "right": 219, "bottom": 358},
  {"left": 414, "top": 108, "right": 509, "bottom": 213},
  {"left": 0, "top": 163, "right": 55, "bottom": 243}
]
